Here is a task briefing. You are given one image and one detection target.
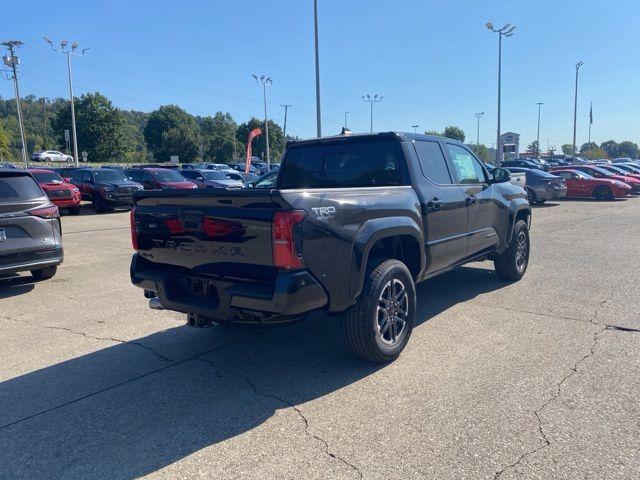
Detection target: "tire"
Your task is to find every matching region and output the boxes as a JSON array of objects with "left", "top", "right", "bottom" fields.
[
  {"left": 31, "top": 266, "right": 57, "bottom": 280},
  {"left": 593, "top": 186, "right": 613, "bottom": 200},
  {"left": 494, "top": 219, "right": 530, "bottom": 281},
  {"left": 44, "top": 157, "right": 51, "bottom": 162},
  {"left": 526, "top": 188, "right": 537, "bottom": 205},
  {"left": 342, "top": 259, "right": 416, "bottom": 363},
  {"left": 537, "top": 199, "right": 546, "bottom": 205},
  {"left": 68, "top": 206, "right": 81, "bottom": 215},
  {"left": 93, "top": 196, "right": 106, "bottom": 213}
]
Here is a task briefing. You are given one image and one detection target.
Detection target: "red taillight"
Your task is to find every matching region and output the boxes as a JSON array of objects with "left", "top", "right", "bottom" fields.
[
  {"left": 27, "top": 205, "right": 59, "bottom": 219},
  {"left": 272, "top": 210, "right": 306, "bottom": 269},
  {"left": 130, "top": 208, "right": 139, "bottom": 250}
]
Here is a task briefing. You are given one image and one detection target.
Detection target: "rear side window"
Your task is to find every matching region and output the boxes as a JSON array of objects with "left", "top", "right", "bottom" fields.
[
  {"left": 279, "top": 140, "right": 409, "bottom": 189},
  {"left": 0, "top": 175, "right": 44, "bottom": 201},
  {"left": 413, "top": 140, "right": 453, "bottom": 184}
]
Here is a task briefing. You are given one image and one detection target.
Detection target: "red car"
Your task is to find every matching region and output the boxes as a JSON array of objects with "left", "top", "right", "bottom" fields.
[
  {"left": 29, "top": 168, "right": 82, "bottom": 214},
  {"left": 551, "top": 169, "right": 631, "bottom": 200},
  {"left": 597, "top": 164, "right": 640, "bottom": 181},
  {"left": 125, "top": 167, "right": 198, "bottom": 190},
  {"left": 554, "top": 165, "right": 640, "bottom": 194}
]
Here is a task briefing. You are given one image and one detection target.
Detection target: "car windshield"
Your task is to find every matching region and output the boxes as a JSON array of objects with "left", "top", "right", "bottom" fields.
[
  {"left": 32, "top": 171, "right": 64, "bottom": 183},
  {"left": 150, "top": 170, "right": 186, "bottom": 182},
  {"left": 202, "top": 171, "right": 227, "bottom": 180},
  {"left": 92, "top": 170, "right": 128, "bottom": 182},
  {"left": 0, "top": 174, "right": 44, "bottom": 201},
  {"left": 253, "top": 171, "right": 278, "bottom": 188},
  {"left": 573, "top": 170, "right": 593, "bottom": 179}
]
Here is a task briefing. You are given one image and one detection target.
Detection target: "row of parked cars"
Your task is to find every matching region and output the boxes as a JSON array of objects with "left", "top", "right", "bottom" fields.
[{"left": 486, "top": 157, "right": 640, "bottom": 203}]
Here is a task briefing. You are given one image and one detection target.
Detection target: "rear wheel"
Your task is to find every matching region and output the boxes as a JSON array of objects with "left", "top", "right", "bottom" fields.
[
  {"left": 31, "top": 266, "right": 57, "bottom": 280},
  {"left": 342, "top": 259, "right": 416, "bottom": 363},
  {"left": 594, "top": 186, "right": 613, "bottom": 200},
  {"left": 494, "top": 219, "right": 529, "bottom": 281},
  {"left": 93, "top": 196, "right": 106, "bottom": 213}
]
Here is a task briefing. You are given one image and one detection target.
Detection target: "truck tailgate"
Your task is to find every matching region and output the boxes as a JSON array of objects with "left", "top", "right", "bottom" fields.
[{"left": 132, "top": 189, "right": 277, "bottom": 280}]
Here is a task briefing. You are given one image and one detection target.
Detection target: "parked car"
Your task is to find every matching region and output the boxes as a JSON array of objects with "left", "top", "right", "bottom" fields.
[
  {"left": 229, "top": 162, "right": 260, "bottom": 174},
  {"left": 501, "top": 159, "right": 545, "bottom": 171},
  {"left": 71, "top": 168, "right": 143, "bottom": 212},
  {"left": 597, "top": 164, "right": 640, "bottom": 181},
  {"left": 250, "top": 170, "right": 278, "bottom": 188},
  {"left": 31, "top": 150, "right": 72, "bottom": 163},
  {"left": 29, "top": 168, "right": 81, "bottom": 215},
  {"left": 551, "top": 169, "right": 631, "bottom": 200},
  {"left": 0, "top": 163, "right": 17, "bottom": 169},
  {"left": 203, "top": 163, "right": 236, "bottom": 173},
  {"left": 130, "top": 132, "right": 531, "bottom": 363},
  {"left": 0, "top": 168, "right": 63, "bottom": 280},
  {"left": 179, "top": 169, "right": 244, "bottom": 189},
  {"left": 554, "top": 164, "right": 640, "bottom": 193},
  {"left": 53, "top": 167, "right": 79, "bottom": 183},
  {"left": 612, "top": 163, "right": 640, "bottom": 175},
  {"left": 125, "top": 168, "right": 197, "bottom": 191},
  {"left": 505, "top": 167, "right": 566, "bottom": 204},
  {"left": 485, "top": 163, "right": 525, "bottom": 188}
]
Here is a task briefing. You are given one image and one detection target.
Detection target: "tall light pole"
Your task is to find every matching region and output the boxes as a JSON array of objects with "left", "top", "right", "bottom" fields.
[
  {"left": 1, "top": 41, "right": 28, "bottom": 168},
  {"left": 536, "top": 102, "right": 544, "bottom": 158},
  {"left": 412, "top": 125, "right": 419, "bottom": 134},
  {"left": 572, "top": 61, "right": 584, "bottom": 157},
  {"left": 313, "top": 0, "right": 322, "bottom": 138},
  {"left": 44, "top": 38, "right": 89, "bottom": 167},
  {"left": 486, "top": 22, "right": 516, "bottom": 166},
  {"left": 474, "top": 112, "right": 484, "bottom": 146},
  {"left": 281, "top": 104, "right": 291, "bottom": 139},
  {"left": 344, "top": 111, "right": 349, "bottom": 128},
  {"left": 253, "top": 74, "right": 272, "bottom": 167},
  {"left": 362, "top": 94, "right": 383, "bottom": 133}
]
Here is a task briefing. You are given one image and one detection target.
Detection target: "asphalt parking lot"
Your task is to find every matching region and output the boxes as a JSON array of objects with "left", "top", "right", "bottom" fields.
[{"left": 1, "top": 198, "right": 639, "bottom": 479}]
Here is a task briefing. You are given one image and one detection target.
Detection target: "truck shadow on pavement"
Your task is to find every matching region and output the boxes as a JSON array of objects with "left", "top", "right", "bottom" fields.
[
  {"left": 0, "top": 265, "right": 507, "bottom": 479},
  {"left": 0, "top": 274, "right": 37, "bottom": 299}
]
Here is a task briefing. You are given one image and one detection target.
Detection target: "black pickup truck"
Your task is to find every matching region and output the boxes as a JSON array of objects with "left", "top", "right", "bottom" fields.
[{"left": 130, "top": 133, "right": 531, "bottom": 363}]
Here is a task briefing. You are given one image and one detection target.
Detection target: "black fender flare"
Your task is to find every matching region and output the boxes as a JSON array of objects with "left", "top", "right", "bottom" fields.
[
  {"left": 348, "top": 216, "right": 425, "bottom": 300},
  {"left": 505, "top": 201, "right": 531, "bottom": 247}
]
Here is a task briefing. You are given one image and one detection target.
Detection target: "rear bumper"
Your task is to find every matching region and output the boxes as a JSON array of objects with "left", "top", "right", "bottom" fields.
[
  {"left": 130, "top": 254, "right": 328, "bottom": 321},
  {"left": 538, "top": 185, "right": 567, "bottom": 200},
  {"left": 0, "top": 246, "right": 63, "bottom": 275}
]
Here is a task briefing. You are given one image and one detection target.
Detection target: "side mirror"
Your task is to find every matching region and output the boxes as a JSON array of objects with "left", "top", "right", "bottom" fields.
[
  {"left": 492, "top": 168, "right": 511, "bottom": 183},
  {"left": 196, "top": 176, "right": 204, "bottom": 182}
]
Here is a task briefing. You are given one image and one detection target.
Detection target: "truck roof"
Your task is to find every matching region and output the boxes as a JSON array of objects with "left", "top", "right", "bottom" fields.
[{"left": 287, "top": 131, "right": 454, "bottom": 147}]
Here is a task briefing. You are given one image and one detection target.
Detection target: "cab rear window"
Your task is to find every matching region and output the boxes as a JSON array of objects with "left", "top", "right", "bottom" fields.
[
  {"left": 278, "top": 139, "right": 409, "bottom": 189},
  {"left": 0, "top": 174, "right": 44, "bottom": 201}
]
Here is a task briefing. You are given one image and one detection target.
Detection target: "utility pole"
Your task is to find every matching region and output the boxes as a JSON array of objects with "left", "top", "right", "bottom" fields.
[
  {"left": 412, "top": 125, "right": 419, "bottom": 134},
  {"left": 344, "top": 111, "right": 349, "bottom": 128},
  {"left": 536, "top": 102, "right": 543, "bottom": 158},
  {"left": 588, "top": 101, "right": 593, "bottom": 145},
  {"left": 474, "top": 112, "right": 484, "bottom": 146},
  {"left": 486, "top": 22, "right": 516, "bottom": 166},
  {"left": 281, "top": 104, "right": 291, "bottom": 139},
  {"left": 42, "top": 98, "right": 48, "bottom": 150},
  {"left": 572, "top": 61, "right": 584, "bottom": 157},
  {"left": 362, "top": 94, "right": 383, "bottom": 133},
  {"left": 313, "top": 0, "right": 322, "bottom": 138},
  {"left": 253, "top": 74, "right": 272, "bottom": 167},
  {"left": 2, "top": 41, "right": 28, "bottom": 168},
  {"left": 44, "top": 38, "right": 89, "bottom": 167}
]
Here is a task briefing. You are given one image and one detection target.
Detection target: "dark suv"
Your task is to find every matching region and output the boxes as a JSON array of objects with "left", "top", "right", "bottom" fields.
[
  {"left": 0, "top": 168, "right": 63, "bottom": 280},
  {"left": 71, "top": 168, "right": 143, "bottom": 212}
]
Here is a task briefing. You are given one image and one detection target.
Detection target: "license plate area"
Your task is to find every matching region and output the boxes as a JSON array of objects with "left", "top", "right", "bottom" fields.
[{"left": 169, "top": 275, "right": 219, "bottom": 303}]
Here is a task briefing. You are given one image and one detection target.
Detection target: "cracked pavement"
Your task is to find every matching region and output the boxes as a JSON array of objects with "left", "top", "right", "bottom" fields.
[{"left": 1, "top": 199, "right": 639, "bottom": 479}]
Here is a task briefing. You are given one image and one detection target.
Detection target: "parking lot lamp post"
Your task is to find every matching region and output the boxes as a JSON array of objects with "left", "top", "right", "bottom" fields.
[
  {"left": 485, "top": 22, "right": 516, "bottom": 166},
  {"left": 412, "top": 125, "right": 419, "bottom": 134},
  {"left": 1, "top": 40, "right": 28, "bottom": 168},
  {"left": 314, "top": 0, "right": 321, "bottom": 138},
  {"left": 474, "top": 112, "right": 484, "bottom": 147},
  {"left": 362, "top": 94, "right": 383, "bottom": 133},
  {"left": 572, "top": 61, "right": 584, "bottom": 157},
  {"left": 253, "top": 74, "right": 272, "bottom": 168},
  {"left": 43, "top": 38, "right": 89, "bottom": 167},
  {"left": 536, "top": 102, "right": 543, "bottom": 158}
]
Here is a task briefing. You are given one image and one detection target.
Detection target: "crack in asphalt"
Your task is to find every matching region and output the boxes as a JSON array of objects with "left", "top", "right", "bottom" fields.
[
  {"left": 1, "top": 315, "right": 173, "bottom": 363},
  {"left": 196, "top": 357, "right": 363, "bottom": 479},
  {"left": 493, "top": 285, "right": 620, "bottom": 479}
]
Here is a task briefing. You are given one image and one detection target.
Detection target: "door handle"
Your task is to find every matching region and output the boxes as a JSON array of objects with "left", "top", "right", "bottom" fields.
[
  {"left": 465, "top": 196, "right": 477, "bottom": 206},
  {"left": 426, "top": 198, "right": 444, "bottom": 211}
]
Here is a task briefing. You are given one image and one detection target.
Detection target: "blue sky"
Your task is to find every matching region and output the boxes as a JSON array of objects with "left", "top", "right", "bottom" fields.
[{"left": 3, "top": 0, "right": 639, "bottom": 149}]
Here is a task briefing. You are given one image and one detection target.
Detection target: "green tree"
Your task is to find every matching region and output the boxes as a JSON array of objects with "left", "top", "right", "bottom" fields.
[
  {"left": 561, "top": 144, "right": 575, "bottom": 155},
  {"left": 143, "top": 105, "right": 198, "bottom": 160},
  {"left": 424, "top": 129, "right": 441, "bottom": 136},
  {"left": 469, "top": 143, "right": 490, "bottom": 162},
  {"left": 580, "top": 142, "right": 598, "bottom": 154},
  {"left": 52, "top": 93, "right": 130, "bottom": 162},
  {"left": 157, "top": 126, "right": 199, "bottom": 163},
  {"left": 600, "top": 140, "right": 619, "bottom": 158},
  {"left": 0, "top": 119, "right": 11, "bottom": 161},
  {"left": 199, "top": 112, "right": 241, "bottom": 162},
  {"left": 581, "top": 147, "right": 609, "bottom": 160},
  {"left": 237, "top": 118, "right": 285, "bottom": 162},
  {"left": 617, "top": 141, "right": 638, "bottom": 158},
  {"left": 443, "top": 125, "right": 465, "bottom": 142},
  {"left": 526, "top": 140, "right": 540, "bottom": 155}
]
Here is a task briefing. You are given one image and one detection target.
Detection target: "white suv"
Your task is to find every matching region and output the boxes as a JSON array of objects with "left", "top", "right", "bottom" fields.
[{"left": 31, "top": 150, "right": 73, "bottom": 163}]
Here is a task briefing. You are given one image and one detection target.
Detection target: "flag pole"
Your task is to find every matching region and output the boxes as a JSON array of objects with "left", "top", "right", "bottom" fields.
[{"left": 588, "top": 101, "right": 593, "bottom": 145}]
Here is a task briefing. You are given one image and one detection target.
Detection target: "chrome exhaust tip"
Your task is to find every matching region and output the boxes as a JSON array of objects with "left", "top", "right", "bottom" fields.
[{"left": 149, "top": 297, "right": 163, "bottom": 310}]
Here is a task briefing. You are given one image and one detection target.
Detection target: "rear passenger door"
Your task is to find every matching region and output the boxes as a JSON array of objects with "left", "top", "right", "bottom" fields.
[{"left": 412, "top": 139, "right": 469, "bottom": 274}]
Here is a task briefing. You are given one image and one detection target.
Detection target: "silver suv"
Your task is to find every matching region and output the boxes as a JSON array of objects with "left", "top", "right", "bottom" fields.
[
  {"left": 31, "top": 150, "right": 73, "bottom": 163},
  {"left": 0, "top": 168, "right": 63, "bottom": 280}
]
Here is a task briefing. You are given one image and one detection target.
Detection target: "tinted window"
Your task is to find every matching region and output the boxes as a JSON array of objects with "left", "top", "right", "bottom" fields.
[
  {"left": 254, "top": 171, "right": 278, "bottom": 189},
  {"left": 150, "top": 170, "right": 186, "bottom": 182},
  {"left": 279, "top": 140, "right": 408, "bottom": 189},
  {"left": 180, "top": 170, "right": 198, "bottom": 179},
  {"left": 555, "top": 172, "right": 574, "bottom": 180},
  {"left": 0, "top": 174, "right": 44, "bottom": 201},
  {"left": 446, "top": 144, "right": 486, "bottom": 184},
  {"left": 81, "top": 171, "right": 93, "bottom": 183},
  {"left": 93, "top": 170, "right": 127, "bottom": 182},
  {"left": 32, "top": 171, "right": 64, "bottom": 183},
  {"left": 413, "top": 141, "right": 452, "bottom": 184}
]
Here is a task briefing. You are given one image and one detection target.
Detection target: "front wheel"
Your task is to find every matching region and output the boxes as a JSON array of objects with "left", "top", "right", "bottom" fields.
[
  {"left": 93, "top": 196, "right": 106, "bottom": 213},
  {"left": 494, "top": 219, "right": 530, "bottom": 281},
  {"left": 594, "top": 186, "right": 613, "bottom": 200},
  {"left": 342, "top": 259, "right": 416, "bottom": 363}
]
